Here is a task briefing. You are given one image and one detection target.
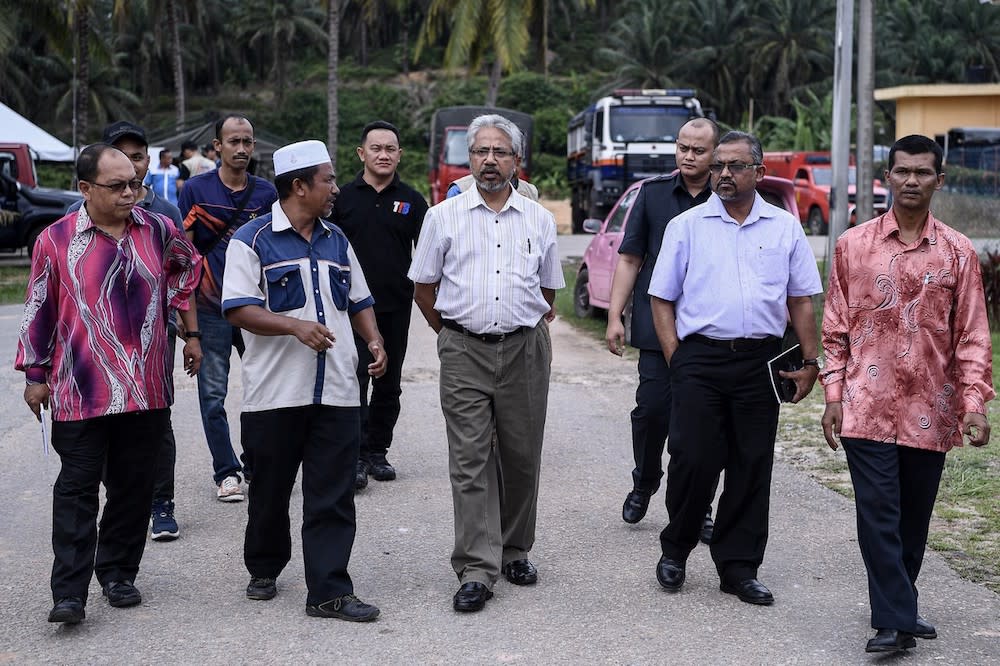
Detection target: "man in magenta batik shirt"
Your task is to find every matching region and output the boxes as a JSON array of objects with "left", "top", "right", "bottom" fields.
[
  {"left": 16, "top": 144, "right": 203, "bottom": 625},
  {"left": 821, "top": 135, "right": 993, "bottom": 655}
]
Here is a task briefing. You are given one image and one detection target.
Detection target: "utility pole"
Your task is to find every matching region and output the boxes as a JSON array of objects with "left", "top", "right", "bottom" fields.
[
  {"left": 829, "top": 0, "right": 855, "bottom": 266},
  {"left": 856, "top": 0, "right": 875, "bottom": 223}
]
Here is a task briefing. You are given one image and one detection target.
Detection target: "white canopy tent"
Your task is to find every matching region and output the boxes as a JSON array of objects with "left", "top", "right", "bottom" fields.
[{"left": 0, "top": 102, "right": 75, "bottom": 162}]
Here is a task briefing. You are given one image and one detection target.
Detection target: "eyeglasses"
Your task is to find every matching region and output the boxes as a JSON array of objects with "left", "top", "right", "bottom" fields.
[
  {"left": 87, "top": 179, "right": 143, "bottom": 194},
  {"left": 470, "top": 147, "right": 515, "bottom": 159},
  {"left": 708, "top": 162, "right": 760, "bottom": 174}
]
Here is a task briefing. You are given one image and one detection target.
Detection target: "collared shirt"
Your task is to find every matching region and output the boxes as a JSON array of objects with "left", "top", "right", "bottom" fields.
[
  {"left": 331, "top": 171, "right": 428, "bottom": 312},
  {"left": 222, "top": 201, "right": 375, "bottom": 412},
  {"left": 649, "top": 192, "right": 822, "bottom": 340},
  {"left": 15, "top": 205, "right": 201, "bottom": 422},
  {"left": 67, "top": 186, "right": 183, "bottom": 231},
  {"left": 408, "top": 185, "right": 565, "bottom": 334},
  {"left": 821, "top": 209, "right": 994, "bottom": 452},
  {"left": 179, "top": 170, "right": 278, "bottom": 313},
  {"left": 618, "top": 173, "right": 711, "bottom": 350},
  {"left": 145, "top": 163, "right": 180, "bottom": 205}
]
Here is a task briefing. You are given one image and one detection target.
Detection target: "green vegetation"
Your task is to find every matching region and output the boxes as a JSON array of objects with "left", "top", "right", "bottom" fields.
[
  {"left": 0, "top": 267, "right": 29, "bottom": 304},
  {"left": 3, "top": 1, "right": 999, "bottom": 194}
]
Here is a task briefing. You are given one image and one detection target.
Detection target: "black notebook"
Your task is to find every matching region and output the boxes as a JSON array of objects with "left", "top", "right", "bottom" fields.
[{"left": 767, "top": 344, "right": 804, "bottom": 403}]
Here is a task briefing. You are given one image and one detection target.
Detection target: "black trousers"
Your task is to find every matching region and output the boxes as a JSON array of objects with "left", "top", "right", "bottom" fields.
[
  {"left": 631, "top": 350, "right": 671, "bottom": 493},
  {"left": 842, "top": 437, "right": 945, "bottom": 632},
  {"left": 355, "top": 307, "right": 411, "bottom": 459},
  {"left": 50, "top": 409, "right": 168, "bottom": 603},
  {"left": 660, "top": 338, "right": 780, "bottom": 582},
  {"left": 152, "top": 326, "right": 178, "bottom": 502},
  {"left": 242, "top": 405, "right": 359, "bottom": 605}
]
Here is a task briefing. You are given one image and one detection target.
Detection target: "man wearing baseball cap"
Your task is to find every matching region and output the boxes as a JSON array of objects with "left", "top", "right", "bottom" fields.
[
  {"left": 67, "top": 121, "right": 187, "bottom": 544},
  {"left": 222, "top": 140, "right": 386, "bottom": 622}
]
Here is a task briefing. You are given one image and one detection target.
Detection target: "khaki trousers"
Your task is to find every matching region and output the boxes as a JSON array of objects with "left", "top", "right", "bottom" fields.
[{"left": 437, "top": 322, "right": 552, "bottom": 587}]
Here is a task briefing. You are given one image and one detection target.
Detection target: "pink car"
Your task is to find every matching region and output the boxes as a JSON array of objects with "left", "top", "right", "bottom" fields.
[{"left": 574, "top": 175, "right": 800, "bottom": 338}]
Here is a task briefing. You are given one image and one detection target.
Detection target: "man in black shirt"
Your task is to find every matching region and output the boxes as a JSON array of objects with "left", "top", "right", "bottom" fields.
[
  {"left": 605, "top": 118, "right": 720, "bottom": 531},
  {"left": 331, "top": 121, "right": 428, "bottom": 489}
]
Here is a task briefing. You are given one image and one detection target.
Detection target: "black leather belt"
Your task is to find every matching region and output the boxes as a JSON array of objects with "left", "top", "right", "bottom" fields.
[
  {"left": 686, "top": 334, "right": 780, "bottom": 352},
  {"left": 440, "top": 318, "right": 527, "bottom": 344}
]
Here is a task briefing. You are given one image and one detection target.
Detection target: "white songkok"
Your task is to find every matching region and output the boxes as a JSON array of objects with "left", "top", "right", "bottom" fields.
[{"left": 273, "top": 140, "right": 331, "bottom": 176}]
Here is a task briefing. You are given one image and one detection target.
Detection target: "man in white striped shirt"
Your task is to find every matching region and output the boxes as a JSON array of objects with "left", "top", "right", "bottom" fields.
[{"left": 409, "top": 114, "right": 565, "bottom": 613}]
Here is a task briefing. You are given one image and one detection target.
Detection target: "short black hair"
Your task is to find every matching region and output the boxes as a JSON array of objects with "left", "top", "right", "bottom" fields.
[
  {"left": 76, "top": 143, "right": 118, "bottom": 183},
  {"left": 181, "top": 140, "right": 198, "bottom": 152},
  {"left": 159, "top": 148, "right": 172, "bottom": 160},
  {"left": 888, "top": 134, "right": 943, "bottom": 173},
  {"left": 215, "top": 113, "right": 252, "bottom": 141},
  {"left": 360, "top": 120, "right": 400, "bottom": 145},
  {"left": 275, "top": 165, "right": 321, "bottom": 200}
]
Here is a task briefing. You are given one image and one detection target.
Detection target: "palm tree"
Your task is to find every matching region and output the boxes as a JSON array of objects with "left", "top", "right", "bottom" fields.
[
  {"left": 416, "top": 0, "right": 533, "bottom": 106},
  {"left": 327, "top": 0, "right": 339, "bottom": 164},
  {"left": 744, "top": 0, "right": 835, "bottom": 118},
  {"left": 597, "top": 0, "right": 684, "bottom": 89}
]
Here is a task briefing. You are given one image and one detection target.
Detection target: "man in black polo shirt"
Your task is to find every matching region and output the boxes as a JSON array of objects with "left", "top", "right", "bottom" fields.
[
  {"left": 604, "top": 118, "right": 720, "bottom": 531},
  {"left": 332, "top": 121, "right": 428, "bottom": 489}
]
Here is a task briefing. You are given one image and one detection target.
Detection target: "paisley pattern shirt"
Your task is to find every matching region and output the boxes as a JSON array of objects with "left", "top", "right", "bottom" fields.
[
  {"left": 15, "top": 205, "right": 201, "bottom": 422},
  {"left": 821, "top": 209, "right": 993, "bottom": 452}
]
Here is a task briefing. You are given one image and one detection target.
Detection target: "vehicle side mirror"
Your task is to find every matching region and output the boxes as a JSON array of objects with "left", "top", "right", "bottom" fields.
[{"left": 582, "top": 218, "right": 603, "bottom": 234}]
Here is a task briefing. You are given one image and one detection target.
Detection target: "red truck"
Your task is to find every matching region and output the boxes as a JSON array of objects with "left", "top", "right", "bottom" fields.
[
  {"left": 427, "top": 106, "right": 533, "bottom": 205},
  {"left": 763, "top": 151, "right": 888, "bottom": 235},
  {"left": 0, "top": 143, "right": 82, "bottom": 254}
]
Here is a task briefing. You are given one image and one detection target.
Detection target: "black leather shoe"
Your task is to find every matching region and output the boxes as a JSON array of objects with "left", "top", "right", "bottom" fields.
[
  {"left": 720, "top": 578, "right": 774, "bottom": 605},
  {"left": 306, "top": 594, "right": 380, "bottom": 622},
  {"left": 502, "top": 559, "right": 538, "bottom": 585},
  {"left": 355, "top": 459, "right": 369, "bottom": 490},
  {"left": 866, "top": 629, "right": 916, "bottom": 653},
  {"left": 246, "top": 577, "right": 277, "bottom": 600},
  {"left": 914, "top": 616, "right": 937, "bottom": 639},
  {"left": 48, "top": 597, "right": 85, "bottom": 624},
  {"left": 453, "top": 582, "right": 493, "bottom": 612},
  {"left": 369, "top": 454, "right": 396, "bottom": 481},
  {"left": 655, "top": 556, "right": 686, "bottom": 592},
  {"left": 622, "top": 490, "right": 651, "bottom": 524},
  {"left": 102, "top": 580, "right": 141, "bottom": 608},
  {"left": 699, "top": 511, "right": 715, "bottom": 544}
]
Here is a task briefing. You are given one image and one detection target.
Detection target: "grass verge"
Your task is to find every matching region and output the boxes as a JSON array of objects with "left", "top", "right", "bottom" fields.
[
  {"left": 0, "top": 266, "right": 29, "bottom": 305},
  {"left": 558, "top": 261, "right": 1000, "bottom": 594}
]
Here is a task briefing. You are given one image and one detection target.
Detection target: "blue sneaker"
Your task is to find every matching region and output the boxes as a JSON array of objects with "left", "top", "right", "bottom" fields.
[{"left": 150, "top": 499, "right": 179, "bottom": 541}]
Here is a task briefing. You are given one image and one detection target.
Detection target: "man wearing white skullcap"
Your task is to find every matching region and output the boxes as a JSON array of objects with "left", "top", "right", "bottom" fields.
[{"left": 222, "top": 139, "right": 387, "bottom": 622}]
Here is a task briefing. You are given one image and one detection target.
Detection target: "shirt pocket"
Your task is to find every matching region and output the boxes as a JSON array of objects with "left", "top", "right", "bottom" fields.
[
  {"left": 328, "top": 265, "right": 352, "bottom": 311},
  {"left": 265, "top": 264, "right": 306, "bottom": 313},
  {"left": 514, "top": 237, "right": 542, "bottom": 278},
  {"left": 754, "top": 247, "right": 789, "bottom": 288}
]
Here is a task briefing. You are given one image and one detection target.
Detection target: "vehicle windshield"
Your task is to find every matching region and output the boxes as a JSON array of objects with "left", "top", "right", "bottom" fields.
[
  {"left": 811, "top": 167, "right": 857, "bottom": 186},
  {"left": 608, "top": 106, "right": 690, "bottom": 143},
  {"left": 443, "top": 129, "right": 469, "bottom": 167}
]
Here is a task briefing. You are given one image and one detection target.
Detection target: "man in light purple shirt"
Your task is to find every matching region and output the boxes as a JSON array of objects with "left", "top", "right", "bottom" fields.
[
  {"left": 409, "top": 114, "right": 564, "bottom": 614},
  {"left": 647, "top": 131, "right": 822, "bottom": 606}
]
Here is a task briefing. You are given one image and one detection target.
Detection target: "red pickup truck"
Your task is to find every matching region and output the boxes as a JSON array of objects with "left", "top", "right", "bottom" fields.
[
  {"left": 763, "top": 151, "right": 888, "bottom": 235},
  {"left": 0, "top": 143, "right": 81, "bottom": 254}
]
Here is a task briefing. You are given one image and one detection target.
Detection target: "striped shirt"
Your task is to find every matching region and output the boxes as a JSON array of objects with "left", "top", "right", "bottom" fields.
[
  {"left": 222, "top": 201, "right": 375, "bottom": 412},
  {"left": 15, "top": 205, "right": 202, "bottom": 422},
  {"left": 408, "top": 184, "right": 564, "bottom": 334}
]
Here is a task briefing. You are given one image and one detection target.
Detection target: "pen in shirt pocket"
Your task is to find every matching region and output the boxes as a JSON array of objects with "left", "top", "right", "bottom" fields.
[{"left": 527, "top": 238, "right": 532, "bottom": 253}]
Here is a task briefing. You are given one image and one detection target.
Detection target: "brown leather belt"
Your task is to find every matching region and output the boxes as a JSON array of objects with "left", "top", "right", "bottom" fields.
[
  {"left": 686, "top": 334, "right": 780, "bottom": 352},
  {"left": 440, "top": 318, "right": 527, "bottom": 344}
]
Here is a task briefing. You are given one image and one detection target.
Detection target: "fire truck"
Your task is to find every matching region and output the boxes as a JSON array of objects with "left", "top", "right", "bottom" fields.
[{"left": 567, "top": 89, "right": 705, "bottom": 232}]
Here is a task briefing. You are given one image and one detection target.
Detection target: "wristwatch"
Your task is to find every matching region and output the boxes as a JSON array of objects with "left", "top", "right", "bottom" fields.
[
  {"left": 184, "top": 330, "right": 203, "bottom": 340},
  {"left": 803, "top": 358, "right": 821, "bottom": 368}
]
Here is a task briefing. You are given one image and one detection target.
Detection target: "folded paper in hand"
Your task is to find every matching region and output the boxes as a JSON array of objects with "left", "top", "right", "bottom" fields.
[{"left": 768, "top": 344, "right": 803, "bottom": 404}]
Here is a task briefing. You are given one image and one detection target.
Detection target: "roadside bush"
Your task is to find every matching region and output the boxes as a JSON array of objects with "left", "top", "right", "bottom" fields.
[
  {"left": 531, "top": 152, "right": 568, "bottom": 199},
  {"left": 497, "top": 72, "right": 568, "bottom": 114},
  {"left": 533, "top": 106, "right": 571, "bottom": 155}
]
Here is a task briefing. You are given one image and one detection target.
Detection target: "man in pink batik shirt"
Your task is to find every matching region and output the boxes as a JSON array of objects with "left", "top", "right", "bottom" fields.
[
  {"left": 820, "top": 134, "right": 993, "bottom": 655},
  {"left": 16, "top": 143, "right": 202, "bottom": 625}
]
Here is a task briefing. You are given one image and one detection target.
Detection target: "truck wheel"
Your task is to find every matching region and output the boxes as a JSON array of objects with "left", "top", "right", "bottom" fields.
[
  {"left": 807, "top": 208, "right": 826, "bottom": 236},
  {"left": 574, "top": 267, "right": 593, "bottom": 318}
]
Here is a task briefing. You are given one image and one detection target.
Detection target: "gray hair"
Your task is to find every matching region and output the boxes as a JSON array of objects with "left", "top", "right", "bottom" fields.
[
  {"left": 716, "top": 130, "right": 763, "bottom": 165},
  {"left": 467, "top": 114, "right": 524, "bottom": 157}
]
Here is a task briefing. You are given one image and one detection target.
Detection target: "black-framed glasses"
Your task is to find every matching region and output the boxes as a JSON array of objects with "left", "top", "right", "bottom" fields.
[
  {"left": 470, "top": 147, "right": 515, "bottom": 159},
  {"left": 708, "top": 162, "right": 760, "bottom": 174},
  {"left": 87, "top": 179, "right": 143, "bottom": 194}
]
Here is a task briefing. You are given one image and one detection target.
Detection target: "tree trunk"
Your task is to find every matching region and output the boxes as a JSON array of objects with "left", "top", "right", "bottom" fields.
[
  {"left": 400, "top": 12, "right": 409, "bottom": 76},
  {"left": 167, "top": 0, "right": 185, "bottom": 131},
  {"left": 327, "top": 0, "right": 340, "bottom": 167},
  {"left": 75, "top": 4, "right": 90, "bottom": 144},
  {"left": 542, "top": 0, "right": 549, "bottom": 79},
  {"left": 360, "top": 19, "right": 368, "bottom": 67},
  {"left": 485, "top": 59, "right": 501, "bottom": 107},
  {"left": 275, "top": 40, "right": 285, "bottom": 105}
]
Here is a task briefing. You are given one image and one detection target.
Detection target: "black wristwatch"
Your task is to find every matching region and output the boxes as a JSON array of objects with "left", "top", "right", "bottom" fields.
[
  {"left": 185, "top": 330, "right": 203, "bottom": 340},
  {"left": 802, "top": 358, "right": 820, "bottom": 368}
]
